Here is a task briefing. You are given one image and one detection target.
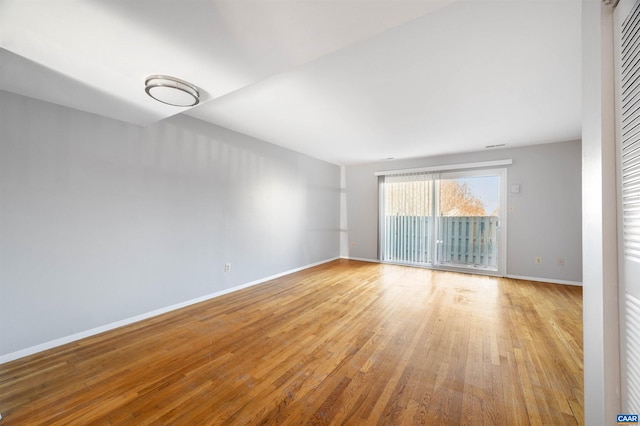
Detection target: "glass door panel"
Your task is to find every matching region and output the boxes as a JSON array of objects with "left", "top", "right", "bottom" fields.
[
  {"left": 380, "top": 173, "right": 435, "bottom": 266},
  {"left": 435, "top": 170, "right": 504, "bottom": 273}
]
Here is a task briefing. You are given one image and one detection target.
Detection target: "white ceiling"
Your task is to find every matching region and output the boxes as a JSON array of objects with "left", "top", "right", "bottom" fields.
[{"left": 0, "top": 0, "right": 581, "bottom": 165}]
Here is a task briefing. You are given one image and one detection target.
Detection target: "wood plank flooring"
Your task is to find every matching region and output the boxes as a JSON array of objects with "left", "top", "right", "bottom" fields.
[{"left": 0, "top": 259, "right": 583, "bottom": 425}]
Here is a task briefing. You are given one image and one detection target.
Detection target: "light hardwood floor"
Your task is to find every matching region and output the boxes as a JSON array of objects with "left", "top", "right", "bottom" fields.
[{"left": 0, "top": 259, "right": 583, "bottom": 425}]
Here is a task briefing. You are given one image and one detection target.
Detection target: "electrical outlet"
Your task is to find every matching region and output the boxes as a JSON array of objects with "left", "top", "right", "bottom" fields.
[
  {"left": 535, "top": 256, "right": 543, "bottom": 265},
  {"left": 351, "top": 242, "right": 356, "bottom": 248},
  {"left": 558, "top": 257, "right": 566, "bottom": 267},
  {"left": 224, "top": 263, "right": 231, "bottom": 272}
]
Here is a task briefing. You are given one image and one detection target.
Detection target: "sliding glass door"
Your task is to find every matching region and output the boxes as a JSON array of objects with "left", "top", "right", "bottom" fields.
[
  {"left": 379, "top": 168, "right": 506, "bottom": 275},
  {"left": 435, "top": 170, "right": 503, "bottom": 272}
]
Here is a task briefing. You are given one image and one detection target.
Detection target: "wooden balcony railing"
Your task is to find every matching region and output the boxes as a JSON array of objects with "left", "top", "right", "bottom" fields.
[{"left": 383, "top": 215, "right": 498, "bottom": 269}]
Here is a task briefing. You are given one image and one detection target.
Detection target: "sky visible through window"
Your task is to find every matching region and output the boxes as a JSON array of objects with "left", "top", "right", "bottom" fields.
[{"left": 455, "top": 176, "right": 499, "bottom": 216}]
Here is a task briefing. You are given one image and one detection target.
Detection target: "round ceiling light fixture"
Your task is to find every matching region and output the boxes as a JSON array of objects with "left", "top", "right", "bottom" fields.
[{"left": 145, "top": 75, "right": 200, "bottom": 107}]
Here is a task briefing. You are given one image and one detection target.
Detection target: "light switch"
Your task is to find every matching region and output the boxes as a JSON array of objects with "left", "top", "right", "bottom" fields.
[{"left": 510, "top": 184, "right": 521, "bottom": 194}]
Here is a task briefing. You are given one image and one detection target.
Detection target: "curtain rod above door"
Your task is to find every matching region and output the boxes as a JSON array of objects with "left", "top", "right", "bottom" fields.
[{"left": 374, "top": 159, "right": 512, "bottom": 177}]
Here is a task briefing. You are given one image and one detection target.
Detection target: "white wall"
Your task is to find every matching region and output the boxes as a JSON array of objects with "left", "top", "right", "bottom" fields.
[
  {"left": 0, "top": 91, "right": 340, "bottom": 357},
  {"left": 344, "top": 140, "right": 582, "bottom": 284},
  {"left": 581, "top": 1, "right": 620, "bottom": 424}
]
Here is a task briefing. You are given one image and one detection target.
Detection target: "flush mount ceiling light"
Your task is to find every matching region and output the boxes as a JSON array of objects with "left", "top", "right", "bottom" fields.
[{"left": 145, "top": 75, "right": 200, "bottom": 107}]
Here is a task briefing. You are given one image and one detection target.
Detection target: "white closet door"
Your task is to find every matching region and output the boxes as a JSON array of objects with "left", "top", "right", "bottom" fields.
[{"left": 616, "top": 0, "right": 640, "bottom": 412}]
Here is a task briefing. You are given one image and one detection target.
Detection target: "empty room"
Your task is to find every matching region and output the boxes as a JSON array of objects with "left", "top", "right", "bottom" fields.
[{"left": 0, "top": 0, "right": 635, "bottom": 424}]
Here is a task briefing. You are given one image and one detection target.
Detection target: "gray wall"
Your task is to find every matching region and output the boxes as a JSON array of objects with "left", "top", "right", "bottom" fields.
[
  {"left": 345, "top": 140, "right": 582, "bottom": 283},
  {"left": 0, "top": 91, "right": 340, "bottom": 357}
]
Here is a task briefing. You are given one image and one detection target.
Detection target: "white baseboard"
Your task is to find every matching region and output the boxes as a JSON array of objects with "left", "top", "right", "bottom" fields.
[
  {"left": 339, "top": 256, "right": 379, "bottom": 263},
  {"left": 0, "top": 257, "right": 340, "bottom": 365},
  {"left": 506, "top": 274, "right": 583, "bottom": 287}
]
